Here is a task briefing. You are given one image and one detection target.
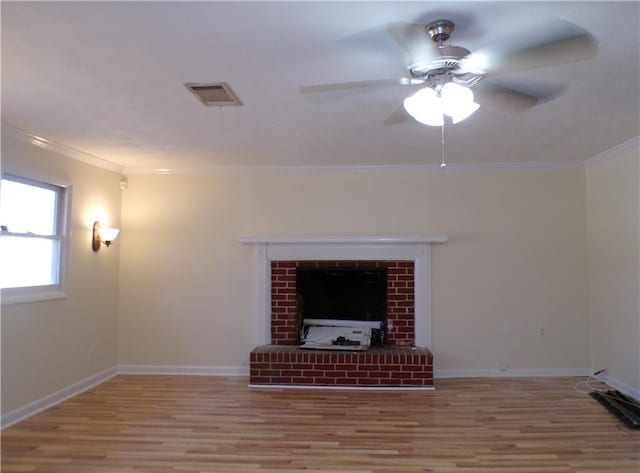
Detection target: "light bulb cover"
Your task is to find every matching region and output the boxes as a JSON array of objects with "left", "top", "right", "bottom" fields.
[
  {"left": 92, "top": 221, "right": 120, "bottom": 251},
  {"left": 441, "top": 82, "right": 479, "bottom": 123},
  {"left": 404, "top": 83, "right": 479, "bottom": 127},
  {"left": 450, "top": 101, "right": 480, "bottom": 124},
  {"left": 403, "top": 87, "right": 444, "bottom": 126},
  {"left": 100, "top": 227, "right": 120, "bottom": 245}
]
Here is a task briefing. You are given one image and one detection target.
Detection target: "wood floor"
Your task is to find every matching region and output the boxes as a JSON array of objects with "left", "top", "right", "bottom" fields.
[{"left": 2, "top": 375, "right": 639, "bottom": 472}]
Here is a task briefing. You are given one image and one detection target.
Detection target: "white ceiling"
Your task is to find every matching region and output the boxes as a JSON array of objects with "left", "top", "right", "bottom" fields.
[{"left": 2, "top": 1, "right": 639, "bottom": 173}]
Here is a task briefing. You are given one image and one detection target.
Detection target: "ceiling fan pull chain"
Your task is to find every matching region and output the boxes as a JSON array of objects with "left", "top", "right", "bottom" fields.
[{"left": 440, "top": 123, "right": 447, "bottom": 169}]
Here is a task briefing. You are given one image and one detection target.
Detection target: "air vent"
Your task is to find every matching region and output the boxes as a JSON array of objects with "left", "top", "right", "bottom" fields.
[{"left": 185, "top": 82, "right": 242, "bottom": 106}]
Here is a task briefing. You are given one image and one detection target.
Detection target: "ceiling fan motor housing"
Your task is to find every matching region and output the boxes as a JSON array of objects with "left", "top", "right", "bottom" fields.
[
  {"left": 426, "top": 19, "right": 455, "bottom": 43},
  {"left": 408, "top": 20, "right": 485, "bottom": 88}
]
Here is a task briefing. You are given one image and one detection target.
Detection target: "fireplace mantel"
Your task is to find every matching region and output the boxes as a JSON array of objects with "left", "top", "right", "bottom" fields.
[{"left": 240, "top": 235, "right": 447, "bottom": 348}]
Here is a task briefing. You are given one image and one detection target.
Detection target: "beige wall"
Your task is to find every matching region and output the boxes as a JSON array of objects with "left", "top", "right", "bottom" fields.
[
  {"left": 1, "top": 132, "right": 122, "bottom": 414},
  {"left": 118, "top": 169, "right": 590, "bottom": 372},
  {"left": 586, "top": 146, "right": 640, "bottom": 392}
]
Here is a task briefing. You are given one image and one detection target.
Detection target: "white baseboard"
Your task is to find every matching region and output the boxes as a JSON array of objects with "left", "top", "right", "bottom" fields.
[
  {"left": 1, "top": 366, "right": 117, "bottom": 429},
  {"left": 6, "top": 365, "right": 630, "bottom": 430},
  {"left": 435, "top": 368, "right": 592, "bottom": 378},
  {"left": 606, "top": 376, "right": 640, "bottom": 401},
  {"left": 117, "top": 364, "right": 250, "bottom": 376}
]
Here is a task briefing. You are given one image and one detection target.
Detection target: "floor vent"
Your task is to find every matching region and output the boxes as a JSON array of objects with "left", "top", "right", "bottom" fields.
[{"left": 185, "top": 82, "right": 242, "bottom": 106}]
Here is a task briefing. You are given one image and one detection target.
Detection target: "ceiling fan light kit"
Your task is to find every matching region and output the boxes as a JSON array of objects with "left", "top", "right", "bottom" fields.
[
  {"left": 403, "top": 82, "right": 480, "bottom": 126},
  {"left": 297, "top": 13, "right": 599, "bottom": 168}
]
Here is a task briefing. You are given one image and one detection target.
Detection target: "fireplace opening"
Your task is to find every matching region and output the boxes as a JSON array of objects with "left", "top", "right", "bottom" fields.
[{"left": 296, "top": 268, "right": 387, "bottom": 350}]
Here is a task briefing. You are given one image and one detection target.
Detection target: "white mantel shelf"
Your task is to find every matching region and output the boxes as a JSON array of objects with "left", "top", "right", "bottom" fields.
[{"left": 238, "top": 235, "right": 448, "bottom": 244}]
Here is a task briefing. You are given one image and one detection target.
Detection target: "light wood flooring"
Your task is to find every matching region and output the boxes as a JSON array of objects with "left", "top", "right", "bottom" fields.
[{"left": 2, "top": 375, "right": 639, "bottom": 472}]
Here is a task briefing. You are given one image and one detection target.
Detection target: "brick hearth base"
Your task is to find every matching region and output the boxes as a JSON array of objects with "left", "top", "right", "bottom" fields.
[{"left": 250, "top": 345, "right": 433, "bottom": 388}]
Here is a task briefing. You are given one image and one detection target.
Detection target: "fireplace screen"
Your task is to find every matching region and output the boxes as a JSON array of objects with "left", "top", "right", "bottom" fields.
[
  {"left": 296, "top": 268, "right": 387, "bottom": 350},
  {"left": 296, "top": 268, "right": 387, "bottom": 322}
]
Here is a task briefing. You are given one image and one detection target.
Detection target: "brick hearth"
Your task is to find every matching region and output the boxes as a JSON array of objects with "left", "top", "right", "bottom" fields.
[{"left": 250, "top": 345, "right": 433, "bottom": 387}]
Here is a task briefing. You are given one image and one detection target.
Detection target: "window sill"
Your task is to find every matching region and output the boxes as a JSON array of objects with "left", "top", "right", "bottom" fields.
[{"left": 1, "top": 287, "right": 68, "bottom": 305}]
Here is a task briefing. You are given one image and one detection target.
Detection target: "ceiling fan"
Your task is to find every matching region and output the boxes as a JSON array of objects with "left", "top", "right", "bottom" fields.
[{"left": 300, "top": 17, "right": 598, "bottom": 126}]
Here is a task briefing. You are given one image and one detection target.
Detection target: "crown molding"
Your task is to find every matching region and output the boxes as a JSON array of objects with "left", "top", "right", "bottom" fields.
[
  {"left": 2, "top": 122, "right": 124, "bottom": 174},
  {"left": 4, "top": 121, "right": 636, "bottom": 176},
  {"left": 583, "top": 136, "right": 640, "bottom": 168}
]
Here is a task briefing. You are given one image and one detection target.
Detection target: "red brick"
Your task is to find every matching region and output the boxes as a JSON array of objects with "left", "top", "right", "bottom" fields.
[
  {"left": 314, "top": 377, "right": 337, "bottom": 385},
  {"left": 335, "top": 378, "right": 359, "bottom": 385},
  {"left": 358, "top": 378, "right": 380, "bottom": 385},
  {"left": 272, "top": 376, "right": 294, "bottom": 384},
  {"left": 290, "top": 377, "right": 313, "bottom": 384},
  {"left": 367, "top": 371, "right": 391, "bottom": 378},
  {"left": 302, "top": 370, "right": 324, "bottom": 377},
  {"left": 250, "top": 376, "right": 271, "bottom": 384},
  {"left": 282, "top": 370, "right": 302, "bottom": 377},
  {"left": 401, "top": 379, "right": 426, "bottom": 386}
]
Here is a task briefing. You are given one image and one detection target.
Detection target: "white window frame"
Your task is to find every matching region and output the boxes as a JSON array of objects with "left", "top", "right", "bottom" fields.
[{"left": 1, "top": 174, "right": 72, "bottom": 305}]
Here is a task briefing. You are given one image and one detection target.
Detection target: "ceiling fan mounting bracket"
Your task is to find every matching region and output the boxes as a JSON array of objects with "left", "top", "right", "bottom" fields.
[{"left": 425, "top": 19, "right": 455, "bottom": 43}]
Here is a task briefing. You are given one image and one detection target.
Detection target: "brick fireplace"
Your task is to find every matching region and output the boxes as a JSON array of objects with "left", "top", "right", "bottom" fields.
[
  {"left": 240, "top": 236, "right": 447, "bottom": 389},
  {"left": 270, "top": 260, "right": 415, "bottom": 347}
]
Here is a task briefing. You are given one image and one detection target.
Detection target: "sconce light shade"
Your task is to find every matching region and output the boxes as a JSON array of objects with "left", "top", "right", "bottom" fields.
[{"left": 92, "top": 221, "right": 120, "bottom": 251}]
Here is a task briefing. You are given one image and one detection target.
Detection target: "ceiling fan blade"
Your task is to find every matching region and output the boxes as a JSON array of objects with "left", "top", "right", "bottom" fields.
[
  {"left": 299, "top": 78, "right": 423, "bottom": 104},
  {"left": 469, "top": 19, "right": 598, "bottom": 75},
  {"left": 385, "top": 22, "right": 440, "bottom": 63},
  {"left": 474, "top": 80, "right": 565, "bottom": 114},
  {"left": 300, "top": 78, "right": 413, "bottom": 94}
]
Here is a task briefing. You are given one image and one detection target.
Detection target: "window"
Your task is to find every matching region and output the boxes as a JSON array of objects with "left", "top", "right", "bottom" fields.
[{"left": 1, "top": 175, "right": 70, "bottom": 304}]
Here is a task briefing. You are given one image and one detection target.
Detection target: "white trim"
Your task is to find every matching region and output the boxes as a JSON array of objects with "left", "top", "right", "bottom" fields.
[
  {"left": 606, "top": 376, "right": 640, "bottom": 401},
  {"left": 1, "top": 288, "right": 67, "bottom": 305},
  {"left": 241, "top": 239, "right": 445, "bottom": 347},
  {"left": 249, "top": 384, "right": 434, "bottom": 391},
  {"left": 4, "top": 366, "right": 632, "bottom": 429},
  {"left": 2, "top": 122, "right": 124, "bottom": 174},
  {"left": 435, "top": 368, "right": 592, "bottom": 378},
  {"left": 414, "top": 244, "right": 430, "bottom": 347},
  {"left": 4, "top": 122, "right": 636, "bottom": 176},
  {"left": 253, "top": 243, "right": 271, "bottom": 347},
  {"left": 117, "top": 365, "right": 250, "bottom": 376},
  {"left": 1, "top": 178, "right": 72, "bottom": 306},
  {"left": 125, "top": 161, "right": 584, "bottom": 176},
  {"left": 239, "top": 235, "right": 448, "bottom": 244},
  {"left": 1, "top": 367, "right": 117, "bottom": 429},
  {"left": 583, "top": 136, "right": 640, "bottom": 167}
]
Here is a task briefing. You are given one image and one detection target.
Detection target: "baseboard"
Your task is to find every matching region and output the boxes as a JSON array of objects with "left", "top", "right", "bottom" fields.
[
  {"left": 606, "top": 376, "right": 640, "bottom": 401},
  {"left": 3, "top": 365, "right": 613, "bottom": 429},
  {"left": 117, "top": 364, "right": 250, "bottom": 376},
  {"left": 1, "top": 366, "right": 117, "bottom": 430},
  {"left": 435, "top": 368, "right": 592, "bottom": 378}
]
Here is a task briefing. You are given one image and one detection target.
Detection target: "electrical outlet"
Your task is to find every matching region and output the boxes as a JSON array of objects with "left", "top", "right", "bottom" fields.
[
  {"left": 499, "top": 362, "right": 508, "bottom": 371},
  {"left": 538, "top": 327, "right": 546, "bottom": 337}
]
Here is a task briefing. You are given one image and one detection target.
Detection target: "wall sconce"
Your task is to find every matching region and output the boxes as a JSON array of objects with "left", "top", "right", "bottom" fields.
[{"left": 92, "top": 221, "right": 120, "bottom": 251}]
